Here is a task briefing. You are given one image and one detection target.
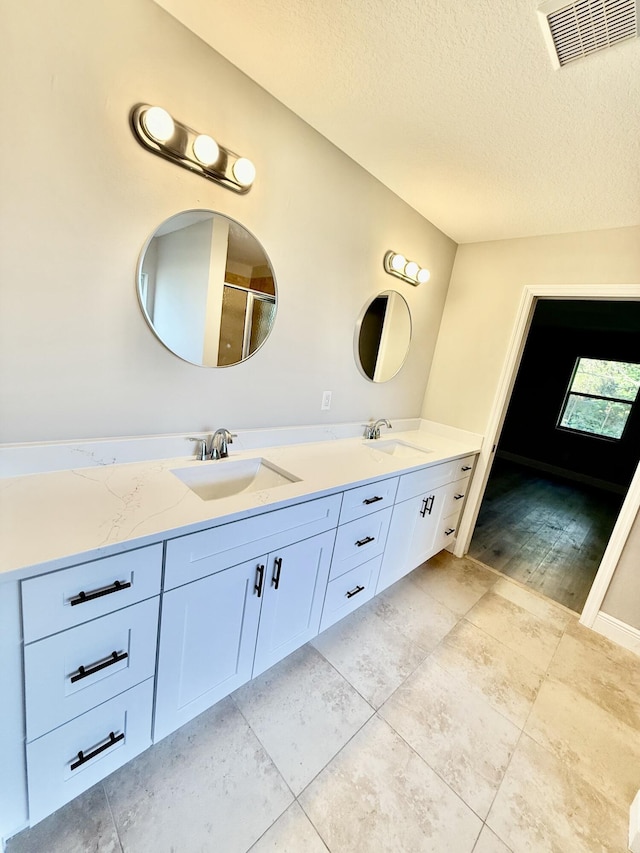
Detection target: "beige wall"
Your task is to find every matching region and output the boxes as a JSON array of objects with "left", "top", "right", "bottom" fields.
[
  {"left": 0, "top": 0, "right": 456, "bottom": 444},
  {"left": 422, "top": 226, "right": 640, "bottom": 628}
]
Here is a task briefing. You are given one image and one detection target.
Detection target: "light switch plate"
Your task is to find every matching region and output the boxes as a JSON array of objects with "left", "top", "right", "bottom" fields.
[{"left": 321, "top": 391, "right": 332, "bottom": 411}]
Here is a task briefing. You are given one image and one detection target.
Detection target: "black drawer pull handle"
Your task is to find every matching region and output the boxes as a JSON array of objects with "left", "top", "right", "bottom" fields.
[
  {"left": 272, "top": 557, "right": 282, "bottom": 590},
  {"left": 355, "top": 536, "right": 375, "bottom": 547},
  {"left": 445, "top": 528, "right": 455, "bottom": 536},
  {"left": 346, "top": 584, "right": 365, "bottom": 599},
  {"left": 70, "top": 579, "right": 131, "bottom": 607},
  {"left": 362, "top": 496, "right": 383, "bottom": 505},
  {"left": 461, "top": 465, "right": 472, "bottom": 472},
  {"left": 70, "top": 650, "right": 128, "bottom": 684},
  {"left": 70, "top": 730, "right": 124, "bottom": 771},
  {"left": 254, "top": 563, "right": 265, "bottom": 598},
  {"left": 454, "top": 493, "right": 464, "bottom": 500},
  {"left": 420, "top": 495, "right": 435, "bottom": 517}
]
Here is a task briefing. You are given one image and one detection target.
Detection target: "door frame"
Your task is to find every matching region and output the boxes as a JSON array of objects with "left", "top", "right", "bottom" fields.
[{"left": 454, "top": 283, "right": 640, "bottom": 628}]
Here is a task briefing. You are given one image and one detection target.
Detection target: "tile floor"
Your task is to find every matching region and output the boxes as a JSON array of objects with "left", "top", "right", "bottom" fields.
[{"left": 7, "top": 552, "right": 640, "bottom": 853}]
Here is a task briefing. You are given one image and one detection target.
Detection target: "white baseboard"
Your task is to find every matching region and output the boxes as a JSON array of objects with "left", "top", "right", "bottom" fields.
[
  {"left": 592, "top": 612, "right": 640, "bottom": 656},
  {"left": 630, "top": 790, "right": 640, "bottom": 853}
]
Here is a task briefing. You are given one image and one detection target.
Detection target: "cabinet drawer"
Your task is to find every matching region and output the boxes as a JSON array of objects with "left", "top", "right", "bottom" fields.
[
  {"left": 164, "top": 494, "right": 341, "bottom": 590},
  {"left": 26, "top": 678, "right": 153, "bottom": 826},
  {"left": 320, "top": 556, "right": 380, "bottom": 632},
  {"left": 395, "top": 460, "right": 456, "bottom": 503},
  {"left": 329, "top": 507, "right": 392, "bottom": 581},
  {"left": 395, "top": 455, "right": 475, "bottom": 503},
  {"left": 441, "top": 477, "right": 470, "bottom": 518},
  {"left": 24, "top": 597, "right": 159, "bottom": 742},
  {"left": 339, "top": 477, "right": 398, "bottom": 524},
  {"left": 453, "top": 455, "right": 475, "bottom": 482},
  {"left": 434, "top": 512, "right": 461, "bottom": 554},
  {"left": 22, "top": 544, "right": 163, "bottom": 644}
]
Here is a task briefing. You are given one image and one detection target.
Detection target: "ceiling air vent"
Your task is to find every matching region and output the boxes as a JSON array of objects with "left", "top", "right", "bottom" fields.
[{"left": 537, "top": 0, "right": 638, "bottom": 67}]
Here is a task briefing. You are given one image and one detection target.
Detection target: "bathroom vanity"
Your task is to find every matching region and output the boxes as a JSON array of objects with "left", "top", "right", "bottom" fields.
[{"left": 0, "top": 426, "right": 478, "bottom": 841}]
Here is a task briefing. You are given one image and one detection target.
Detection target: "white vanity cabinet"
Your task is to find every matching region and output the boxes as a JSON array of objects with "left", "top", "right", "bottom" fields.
[
  {"left": 5, "top": 444, "right": 480, "bottom": 841},
  {"left": 20, "top": 544, "right": 162, "bottom": 824},
  {"left": 376, "top": 456, "right": 475, "bottom": 593},
  {"left": 154, "top": 495, "right": 340, "bottom": 741}
]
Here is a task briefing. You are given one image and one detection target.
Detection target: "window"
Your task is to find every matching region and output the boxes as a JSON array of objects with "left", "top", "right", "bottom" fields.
[{"left": 558, "top": 358, "right": 640, "bottom": 440}]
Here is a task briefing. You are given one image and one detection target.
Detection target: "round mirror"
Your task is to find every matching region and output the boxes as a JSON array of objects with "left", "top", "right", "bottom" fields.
[
  {"left": 355, "top": 290, "right": 412, "bottom": 382},
  {"left": 137, "top": 210, "right": 276, "bottom": 367}
]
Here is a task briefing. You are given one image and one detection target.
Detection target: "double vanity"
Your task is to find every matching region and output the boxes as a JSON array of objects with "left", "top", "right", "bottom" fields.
[{"left": 0, "top": 425, "right": 479, "bottom": 838}]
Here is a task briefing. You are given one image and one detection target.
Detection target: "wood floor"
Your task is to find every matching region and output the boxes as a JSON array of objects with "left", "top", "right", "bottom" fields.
[{"left": 468, "top": 459, "right": 624, "bottom": 613}]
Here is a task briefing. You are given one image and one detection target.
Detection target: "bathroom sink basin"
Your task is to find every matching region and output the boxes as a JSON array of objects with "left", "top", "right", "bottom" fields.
[
  {"left": 171, "top": 458, "right": 300, "bottom": 500},
  {"left": 365, "top": 440, "right": 432, "bottom": 459}
]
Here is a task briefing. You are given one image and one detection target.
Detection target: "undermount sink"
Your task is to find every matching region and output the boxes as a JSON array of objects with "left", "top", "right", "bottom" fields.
[
  {"left": 171, "top": 457, "right": 301, "bottom": 501},
  {"left": 365, "top": 440, "right": 432, "bottom": 458}
]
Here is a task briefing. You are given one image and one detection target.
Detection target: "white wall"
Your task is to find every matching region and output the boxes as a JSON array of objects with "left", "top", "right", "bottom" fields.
[
  {"left": 421, "top": 225, "right": 640, "bottom": 628},
  {"left": 0, "top": 0, "right": 456, "bottom": 444}
]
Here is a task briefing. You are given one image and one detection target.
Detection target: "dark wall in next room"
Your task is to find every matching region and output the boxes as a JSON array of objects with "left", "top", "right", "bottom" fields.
[{"left": 498, "top": 300, "right": 640, "bottom": 491}]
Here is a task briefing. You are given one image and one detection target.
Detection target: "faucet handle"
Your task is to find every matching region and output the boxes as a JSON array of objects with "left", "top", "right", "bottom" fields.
[{"left": 187, "top": 436, "right": 208, "bottom": 461}]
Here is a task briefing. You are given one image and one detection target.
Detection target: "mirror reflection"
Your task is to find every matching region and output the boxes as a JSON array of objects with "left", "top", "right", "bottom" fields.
[
  {"left": 356, "top": 290, "right": 412, "bottom": 382},
  {"left": 138, "top": 210, "right": 276, "bottom": 367}
]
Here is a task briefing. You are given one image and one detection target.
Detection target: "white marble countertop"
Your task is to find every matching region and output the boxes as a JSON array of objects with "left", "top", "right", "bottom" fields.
[{"left": 0, "top": 428, "right": 480, "bottom": 581}]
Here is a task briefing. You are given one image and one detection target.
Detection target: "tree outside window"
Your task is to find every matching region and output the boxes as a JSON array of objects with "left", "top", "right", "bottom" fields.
[{"left": 558, "top": 358, "right": 640, "bottom": 440}]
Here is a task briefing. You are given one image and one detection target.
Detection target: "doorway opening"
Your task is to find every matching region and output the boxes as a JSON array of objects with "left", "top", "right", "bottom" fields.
[{"left": 466, "top": 297, "right": 640, "bottom": 615}]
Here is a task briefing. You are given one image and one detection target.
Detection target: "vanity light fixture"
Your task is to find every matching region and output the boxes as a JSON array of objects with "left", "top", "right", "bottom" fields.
[
  {"left": 383, "top": 250, "right": 430, "bottom": 286},
  {"left": 131, "top": 104, "right": 255, "bottom": 193}
]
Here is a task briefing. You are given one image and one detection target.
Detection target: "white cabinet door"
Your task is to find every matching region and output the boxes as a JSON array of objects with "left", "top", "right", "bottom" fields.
[
  {"left": 252, "top": 530, "right": 335, "bottom": 678},
  {"left": 376, "top": 486, "right": 447, "bottom": 594},
  {"left": 154, "top": 558, "right": 264, "bottom": 741}
]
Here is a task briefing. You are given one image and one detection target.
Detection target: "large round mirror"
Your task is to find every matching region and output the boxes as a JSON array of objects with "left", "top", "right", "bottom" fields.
[
  {"left": 355, "top": 290, "right": 412, "bottom": 382},
  {"left": 137, "top": 210, "right": 276, "bottom": 367}
]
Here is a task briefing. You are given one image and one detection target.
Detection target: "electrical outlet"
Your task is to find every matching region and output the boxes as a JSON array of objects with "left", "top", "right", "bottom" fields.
[{"left": 321, "top": 390, "right": 332, "bottom": 411}]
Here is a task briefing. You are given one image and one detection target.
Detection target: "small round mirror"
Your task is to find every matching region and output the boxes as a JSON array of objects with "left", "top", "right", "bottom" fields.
[
  {"left": 355, "top": 290, "right": 412, "bottom": 382},
  {"left": 137, "top": 210, "right": 276, "bottom": 367}
]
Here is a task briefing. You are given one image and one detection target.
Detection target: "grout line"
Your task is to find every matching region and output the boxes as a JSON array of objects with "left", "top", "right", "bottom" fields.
[{"left": 101, "top": 782, "right": 125, "bottom": 853}]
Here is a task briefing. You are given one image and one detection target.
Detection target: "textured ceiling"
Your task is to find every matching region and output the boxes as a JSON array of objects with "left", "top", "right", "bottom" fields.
[{"left": 153, "top": 0, "right": 640, "bottom": 243}]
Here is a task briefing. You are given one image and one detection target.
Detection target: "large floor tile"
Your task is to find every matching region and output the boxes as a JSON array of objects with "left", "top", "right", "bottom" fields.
[
  {"left": 370, "top": 573, "right": 459, "bottom": 652},
  {"left": 312, "top": 601, "right": 427, "bottom": 708},
  {"left": 431, "top": 619, "right": 543, "bottom": 728},
  {"left": 564, "top": 616, "right": 639, "bottom": 660},
  {"left": 465, "top": 591, "right": 563, "bottom": 670},
  {"left": 233, "top": 645, "right": 373, "bottom": 795},
  {"left": 299, "top": 715, "right": 482, "bottom": 852},
  {"left": 473, "top": 825, "right": 512, "bottom": 853},
  {"left": 6, "top": 784, "right": 121, "bottom": 853},
  {"left": 103, "top": 696, "right": 293, "bottom": 853},
  {"left": 487, "top": 734, "right": 628, "bottom": 853},
  {"left": 409, "top": 553, "right": 496, "bottom": 617},
  {"left": 249, "top": 802, "right": 328, "bottom": 852},
  {"left": 548, "top": 630, "right": 640, "bottom": 729},
  {"left": 490, "top": 576, "right": 573, "bottom": 631},
  {"left": 524, "top": 677, "right": 640, "bottom": 807},
  {"left": 380, "top": 658, "right": 521, "bottom": 818}
]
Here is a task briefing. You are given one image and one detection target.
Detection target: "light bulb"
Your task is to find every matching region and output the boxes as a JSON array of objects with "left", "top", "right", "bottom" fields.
[
  {"left": 142, "top": 106, "right": 175, "bottom": 143},
  {"left": 404, "top": 261, "right": 419, "bottom": 279},
  {"left": 232, "top": 157, "right": 256, "bottom": 187},
  {"left": 193, "top": 134, "right": 220, "bottom": 166},
  {"left": 417, "top": 268, "right": 431, "bottom": 283},
  {"left": 390, "top": 253, "right": 406, "bottom": 272}
]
